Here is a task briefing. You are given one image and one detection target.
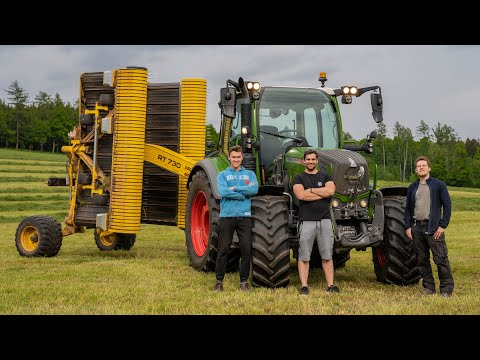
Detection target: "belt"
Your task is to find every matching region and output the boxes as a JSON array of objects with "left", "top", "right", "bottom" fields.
[{"left": 414, "top": 219, "right": 429, "bottom": 226}]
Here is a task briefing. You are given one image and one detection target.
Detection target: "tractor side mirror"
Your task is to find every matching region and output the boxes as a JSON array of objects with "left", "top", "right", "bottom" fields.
[
  {"left": 371, "top": 93, "right": 383, "bottom": 123},
  {"left": 220, "top": 87, "right": 236, "bottom": 119}
]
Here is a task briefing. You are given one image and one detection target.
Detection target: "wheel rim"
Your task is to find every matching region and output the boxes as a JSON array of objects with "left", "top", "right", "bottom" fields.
[
  {"left": 21, "top": 225, "right": 39, "bottom": 251},
  {"left": 375, "top": 247, "right": 386, "bottom": 268},
  {"left": 191, "top": 191, "right": 209, "bottom": 257},
  {"left": 100, "top": 233, "right": 117, "bottom": 247}
]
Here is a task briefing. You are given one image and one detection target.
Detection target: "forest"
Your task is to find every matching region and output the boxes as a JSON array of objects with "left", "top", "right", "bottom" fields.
[{"left": 1, "top": 80, "right": 479, "bottom": 188}]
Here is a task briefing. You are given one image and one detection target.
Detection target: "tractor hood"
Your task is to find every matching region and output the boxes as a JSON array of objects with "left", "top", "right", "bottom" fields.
[{"left": 317, "top": 149, "right": 370, "bottom": 197}]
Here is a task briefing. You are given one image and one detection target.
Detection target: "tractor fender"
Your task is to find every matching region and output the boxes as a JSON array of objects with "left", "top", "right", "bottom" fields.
[{"left": 187, "top": 159, "right": 221, "bottom": 200}]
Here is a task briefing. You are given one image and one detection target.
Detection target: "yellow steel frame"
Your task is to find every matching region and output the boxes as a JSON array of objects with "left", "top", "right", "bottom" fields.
[{"left": 144, "top": 144, "right": 196, "bottom": 177}]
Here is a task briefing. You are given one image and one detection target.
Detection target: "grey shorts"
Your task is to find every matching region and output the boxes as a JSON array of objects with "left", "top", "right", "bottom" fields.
[{"left": 298, "top": 219, "right": 334, "bottom": 261}]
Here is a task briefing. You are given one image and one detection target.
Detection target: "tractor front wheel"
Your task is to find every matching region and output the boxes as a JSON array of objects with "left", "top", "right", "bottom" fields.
[
  {"left": 251, "top": 195, "right": 290, "bottom": 288},
  {"left": 372, "top": 196, "right": 421, "bottom": 285}
]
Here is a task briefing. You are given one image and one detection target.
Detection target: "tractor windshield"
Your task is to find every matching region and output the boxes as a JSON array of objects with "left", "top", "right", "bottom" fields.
[{"left": 256, "top": 87, "right": 339, "bottom": 169}]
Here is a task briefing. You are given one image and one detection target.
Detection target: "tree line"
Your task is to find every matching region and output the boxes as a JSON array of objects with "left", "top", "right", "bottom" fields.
[
  {"left": 363, "top": 120, "right": 480, "bottom": 188},
  {"left": 0, "top": 81, "right": 77, "bottom": 152},
  {"left": 2, "top": 81, "right": 479, "bottom": 188}
]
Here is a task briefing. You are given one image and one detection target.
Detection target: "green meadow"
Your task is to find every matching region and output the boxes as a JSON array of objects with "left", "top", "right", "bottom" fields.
[{"left": 0, "top": 148, "right": 479, "bottom": 315}]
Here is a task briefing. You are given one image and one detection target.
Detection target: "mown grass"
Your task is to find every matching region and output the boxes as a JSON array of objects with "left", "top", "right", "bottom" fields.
[{"left": 1, "top": 149, "right": 479, "bottom": 315}]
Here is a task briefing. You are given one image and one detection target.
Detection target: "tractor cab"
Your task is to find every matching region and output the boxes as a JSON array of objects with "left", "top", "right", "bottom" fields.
[
  {"left": 222, "top": 85, "right": 341, "bottom": 183},
  {"left": 218, "top": 74, "right": 383, "bottom": 187}
]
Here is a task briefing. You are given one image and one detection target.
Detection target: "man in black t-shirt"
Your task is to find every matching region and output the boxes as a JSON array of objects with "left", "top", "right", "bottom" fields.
[{"left": 292, "top": 149, "right": 339, "bottom": 295}]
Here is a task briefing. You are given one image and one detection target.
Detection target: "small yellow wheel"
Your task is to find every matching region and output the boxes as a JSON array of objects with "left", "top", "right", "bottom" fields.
[
  {"left": 94, "top": 229, "right": 136, "bottom": 251},
  {"left": 15, "top": 216, "right": 62, "bottom": 257}
]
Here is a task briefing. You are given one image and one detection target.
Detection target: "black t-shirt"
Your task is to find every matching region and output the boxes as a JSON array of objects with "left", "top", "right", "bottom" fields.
[{"left": 292, "top": 171, "right": 334, "bottom": 221}]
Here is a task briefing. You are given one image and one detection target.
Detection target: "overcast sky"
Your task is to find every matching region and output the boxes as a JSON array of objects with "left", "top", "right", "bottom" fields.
[{"left": 0, "top": 45, "right": 478, "bottom": 141}]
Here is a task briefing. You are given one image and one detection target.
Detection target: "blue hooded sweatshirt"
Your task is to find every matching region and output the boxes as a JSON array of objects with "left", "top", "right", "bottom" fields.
[{"left": 217, "top": 166, "right": 259, "bottom": 218}]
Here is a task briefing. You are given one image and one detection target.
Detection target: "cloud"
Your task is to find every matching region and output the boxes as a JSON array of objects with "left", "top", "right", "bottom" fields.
[{"left": 0, "top": 45, "right": 478, "bottom": 140}]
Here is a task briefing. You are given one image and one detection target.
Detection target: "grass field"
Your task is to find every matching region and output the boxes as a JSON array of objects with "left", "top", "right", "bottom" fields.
[{"left": 1, "top": 148, "right": 479, "bottom": 315}]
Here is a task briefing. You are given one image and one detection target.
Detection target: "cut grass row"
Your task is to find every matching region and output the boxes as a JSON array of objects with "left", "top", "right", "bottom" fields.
[
  {"left": 0, "top": 150, "right": 69, "bottom": 224},
  {"left": 0, "top": 176, "right": 65, "bottom": 183},
  {"left": 0, "top": 148, "right": 66, "bottom": 162}
]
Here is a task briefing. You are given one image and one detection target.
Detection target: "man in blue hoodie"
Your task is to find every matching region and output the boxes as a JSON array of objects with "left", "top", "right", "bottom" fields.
[
  {"left": 405, "top": 155, "right": 454, "bottom": 297},
  {"left": 214, "top": 145, "right": 259, "bottom": 292}
]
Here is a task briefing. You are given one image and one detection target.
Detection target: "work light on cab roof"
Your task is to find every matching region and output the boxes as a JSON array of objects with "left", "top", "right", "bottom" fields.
[{"left": 246, "top": 80, "right": 261, "bottom": 100}]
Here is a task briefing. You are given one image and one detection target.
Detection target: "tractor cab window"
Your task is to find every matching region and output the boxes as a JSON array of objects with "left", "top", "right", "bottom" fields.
[{"left": 257, "top": 87, "right": 339, "bottom": 171}]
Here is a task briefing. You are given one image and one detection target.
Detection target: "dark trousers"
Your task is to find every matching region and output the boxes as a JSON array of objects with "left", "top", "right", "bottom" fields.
[
  {"left": 215, "top": 217, "right": 252, "bottom": 283},
  {"left": 412, "top": 223, "right": 454, "bottom": 294}
]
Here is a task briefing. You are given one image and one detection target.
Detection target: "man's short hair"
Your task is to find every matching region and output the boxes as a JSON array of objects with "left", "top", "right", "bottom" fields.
[
  {"left": 228, "top": 145, "right": 243, "bottom": 155},
  {"left": 414, "top": 155, "right": 431, "bottom": 168},
  {"left": 303, "top": 149, "right": 318, "bottom": 160}
]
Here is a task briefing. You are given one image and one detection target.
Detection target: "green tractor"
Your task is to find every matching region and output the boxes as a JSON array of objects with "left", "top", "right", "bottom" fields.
[{"left": 185, "top": 72, "right": 421, "bottom": 288}]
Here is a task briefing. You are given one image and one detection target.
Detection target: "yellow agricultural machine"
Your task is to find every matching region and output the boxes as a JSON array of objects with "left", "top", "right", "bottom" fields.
[{"left": 15, "top": 67, "right": 206, "bottom": 254}]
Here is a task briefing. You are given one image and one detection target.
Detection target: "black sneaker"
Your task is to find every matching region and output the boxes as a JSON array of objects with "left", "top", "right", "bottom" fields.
[
  {"left": 214, "top": 280, "right": 224, "bottom": 292},
  {"left": 423, "top": 288, "right": 435, "bottom": 295},
  {"left": 440, "top": 292, "right": 452, "bottom": 298},
  {"left": 326, "top": 285, "right": 340, "bottom": 293},
  {"left": 299, "top": 286, "right": 309, "bottom": 296},
  {"left": 239, "top": 281, "right": 250, "bottom": 291}
]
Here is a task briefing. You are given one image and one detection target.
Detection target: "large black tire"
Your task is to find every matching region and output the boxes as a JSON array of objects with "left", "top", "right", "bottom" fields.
[
  {"left": 15, "top": 215, "right": 62, "bottom": 257},
  {"left": 251, "top": 195, "right": 291, "bottom": 288},
  {"left": 305, "top": 244, "right": 350, "bottom": 270},
  {"left": 185, "top": 170, "right": 239, "bottom": 272},
  {"left": 95, "top": 231, "right": 136, "bottom": 251},
  {"left": 333, "top": 250, "right": 351, "bottom": 270},
  {"left": 372, "top": 196, "right": 421, "bottom": 285},
  {"left": 309, "top": 244, "right": 322, "bottom": 269}
]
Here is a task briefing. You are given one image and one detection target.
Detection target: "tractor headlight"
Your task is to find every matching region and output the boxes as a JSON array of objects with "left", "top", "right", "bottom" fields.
[
  {"left": 341, "top": 86, "right": 358, "bottom": 95},
  {"left": 359, "top": 199, "right": 368, "bottom": 208},
  {"left": 246, "top": 81, "right": 261, "bottom": 91},
  {"left": 331, "top": 199, "right": 340, "bottom": 208}
]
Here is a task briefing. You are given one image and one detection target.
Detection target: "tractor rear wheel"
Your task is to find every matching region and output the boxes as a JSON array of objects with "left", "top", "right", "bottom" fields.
[
  {"left": 251, "top": 195, "right": 290, "bottom": 288},
  {"left": 95, "top": 231, "right": 136, "bottom": 251},
  {"left": 15, "top": 215, "right": 62, "bottom": 257},
  {"left": 185, "top": 170, "right": 239, "bottom": 272},
  {"left": 303, "top": 242, "right": 350, "bottom": 270},
  {"left": 372, "top": 196, "right": 421, "bottom": 285}
]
